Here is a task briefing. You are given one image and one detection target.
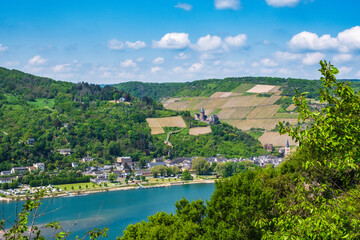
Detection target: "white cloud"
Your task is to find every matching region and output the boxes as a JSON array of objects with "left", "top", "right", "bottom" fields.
[
  {"left": 265, "top": 0, "right": 300, "bottom": 7},
  {"left": 278, "top": 68, "right": 292, "bottom": 75},
  {"left": 200, "top": 53, "right": 215, "bottom": 60},
  {"left": 215, "top": 0, "right": 241, "bottom": 10},
  {"left": 174, "top": 52, "right": 190, "bottom": 60},
  {"left": 53, "top": 64, "right": 71, "bottom": 72},
  {"left": 153, "top": 32, "right": 190, "bottom": 49},
  {"left": 153, "top": 57, "right": 164, "bottom": 64},
  {"left": 224, "top": 60, "right": 245, "bottom": 68},
  {"left": 125, "top": 41, "right": 146, "bottom": 49},
  {"left": 136, "top": 57, "right": 144, "bottom": 62},
  {"left": 28, "top": 55, "right": 47, "bottom": 65},
  {"left": 288, "top": 26, "right": 360, "bottom": 52},
  {"left": 260, "top": 68, "right": 275, "bottom": 74},
  {"left": 189, "top": 62, "right": 204, "bottom": 72},
  {"left": 120, "top": 59, "right": 137, "bottom": 68},
  {"left": 338, "top": 66, "right": 352, "bottom": 75},
  {"left": 175, "top": 2, "right": 192, "bottom": 11},
  {"left": 333, "top": 53, "right": 353, "bottom": 63},
  {"left": 117, "top": 72, "right": 136, "bottom": 79},
  {"left": 173, "top": 66, "right": 184, "bottom": 72},
  {"left": 107, "top": 39, "right": 124, "bottom": 50},
  {"left": 302, "top": 52, "right": 325, "bottom": 65},
  {"left": 251, "top": 62, "right": 260, "bottom": 68},
  {"left": 337, "top": 26, "right": 360, "bottom": 51},
  {"left": 275, "top": 51, "right": 302, "bottom": 60},
  {"left": 0, "top": 43, "right": 7, "bottom": 51},
  {"left": 260, "top": 58, "right": 278, "bottom": 67},
  {"left": 224, "top": 34, "right": 247, "bottom": 48},
  {"left": 289, "top": 31, "right": 338, "bottom": 51},
  {"left": 151, "top": 66, "right": 162, "bottom": 73},
  {"left": 195, "top": 35, "right": 222, "bottom": 51}
]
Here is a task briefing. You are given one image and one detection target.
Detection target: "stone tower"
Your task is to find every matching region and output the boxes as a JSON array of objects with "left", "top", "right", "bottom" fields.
[
  {"left": 285, "top": 139, "right": 290, "bottom": 155},
  {"left": 200, "top": 107, "right": 205, "bottom": 121}
]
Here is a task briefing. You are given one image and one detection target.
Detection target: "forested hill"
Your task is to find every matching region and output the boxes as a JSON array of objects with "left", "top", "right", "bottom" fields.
[
  {"left": 0, "top": 67, "right": 128, "bottom": 101},
  {"left": 114, "top": 77, "right": 360, "bottom": 101},
  {"left": 0, "top": 68, "right": 265, "bottom": 171}
]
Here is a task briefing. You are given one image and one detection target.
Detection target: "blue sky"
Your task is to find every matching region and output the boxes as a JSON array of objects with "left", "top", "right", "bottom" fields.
[{"left": 0, "top": 0, "right": 359, "bottom": 83}]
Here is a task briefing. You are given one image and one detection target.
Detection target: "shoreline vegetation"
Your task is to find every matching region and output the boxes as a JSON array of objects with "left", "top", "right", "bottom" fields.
[{"left": 0, "top": 179, "right": 215, "bottom": 202}]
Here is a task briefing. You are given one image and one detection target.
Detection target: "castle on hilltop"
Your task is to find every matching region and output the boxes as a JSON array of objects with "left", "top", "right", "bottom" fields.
[{"left": 194, "top": 107, "right": 220, "bottom": 124}]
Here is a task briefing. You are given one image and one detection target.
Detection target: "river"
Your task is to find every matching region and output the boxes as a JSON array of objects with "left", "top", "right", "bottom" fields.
[{"left": 1, "top": 183, "right": 215, "bottom": 239}]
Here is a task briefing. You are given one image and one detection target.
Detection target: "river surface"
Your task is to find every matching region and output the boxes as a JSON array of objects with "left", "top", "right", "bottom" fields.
[{"left": 1, "top": 183, "right": 215, "bottom": 239}]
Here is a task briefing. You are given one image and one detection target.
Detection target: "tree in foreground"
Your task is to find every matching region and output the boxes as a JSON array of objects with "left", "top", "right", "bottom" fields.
[{"left": 260, "top": 61, "right": 360, "bottom": 239}]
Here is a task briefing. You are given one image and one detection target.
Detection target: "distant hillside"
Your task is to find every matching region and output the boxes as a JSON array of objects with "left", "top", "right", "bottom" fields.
[
  {"left": 115, "top": 77, "right": 360, "bottom": 148},
  {"left": 114, "top": 77, "right": 321, "bottom": 101},
  {"left": 0, "top": 67, "right": 131, "bottom": 102},
  {"left": 0, "top": 68, "right": 265, "bottom": 171},
  {"left": 114, "top": 77, "right": 360, "bottom": 101}
]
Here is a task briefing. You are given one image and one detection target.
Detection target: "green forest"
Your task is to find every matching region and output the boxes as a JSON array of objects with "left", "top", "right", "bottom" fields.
[{"left": 0, "top": 67, "right": 265, "bottom": 171}]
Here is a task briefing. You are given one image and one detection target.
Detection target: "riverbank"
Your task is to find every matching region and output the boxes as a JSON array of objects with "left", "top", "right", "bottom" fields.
[{"left": 0, "top": 179, "right": 216, "bottom": 202}]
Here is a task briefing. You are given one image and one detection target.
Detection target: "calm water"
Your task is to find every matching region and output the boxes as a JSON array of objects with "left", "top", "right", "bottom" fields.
[{"left": 1, "top": 183, "right": 215, "bottom": 238}]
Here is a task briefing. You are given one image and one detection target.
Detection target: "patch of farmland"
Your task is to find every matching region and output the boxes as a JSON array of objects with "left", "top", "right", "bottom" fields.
[
  {"left": 260, "top": 95, "right": 282, "bottom": 105},
  {"left": 232, "top": 83, "right": 256, "bottom": 94},
  {"left": 259, "top": 132, "right": 297, "bottom": 147},
  {"left": 246, "top": 105, "right": 281, "bottom": 119},
  {"left": 191, "top": 100, "right": 207, "bottom": 110},
  {"left": 157, "top": 116, "right": 187, "bottom": 128},
  {"left": 146, "top": 118, "right": 162, "bottom": 128},
  {"left": 165, "top": 101, "right": 190, "bottom": 111},
  {"left": 147, "top": 116, "right": 187, "bottom": 135},
  {"left": 202, "top": 98, "right": 229, "bottom": 109},
  {"left": 217, "top": 108, "right": 238, "bottom": 119},
  {"left": 205, "top": 109, "right": 214, "bottom": 115},
  {"left": 229, "top": 107, "right": 254, "bottom": 119},
  {"left": 183, "top": 99, "right": 203, "bottom": 110},
  {"left": 247, "top": 85, "right": 277, "bottom": 94},
  {"left": 222, "top": 95, "right": 268, "bottom": 108},
  {"left": 231, "top": 118, "right": 299, "bottom": 131},
  {"left": 150, "top": 127, "right": 165, "bottom": 135},
  {"left": 286, "top": 104, "right": 296, "bottom": 111},
  {"left": 189, "top": 126, "right": 212, "bottom": 136},
  {"left": 163, "top": 98, "right": 181, "bottom": 105},
  {"left": 268, "top": 86, "right": 282, "bottom": 94},
  {"left": 273, "top": 113, "right": 299, "bottom": 118},
  {"left": 210, "top": 92, "right": 233, "bottom": 98}
]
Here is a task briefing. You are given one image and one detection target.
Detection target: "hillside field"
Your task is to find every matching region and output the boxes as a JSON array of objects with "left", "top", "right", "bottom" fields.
[{"left": 163, "top": 84, "right": 300, "bottom": 146}]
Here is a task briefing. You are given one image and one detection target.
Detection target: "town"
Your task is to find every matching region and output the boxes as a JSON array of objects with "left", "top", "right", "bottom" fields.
[{"left": 0, "top": 144, "right": 290, "bottom": 198}]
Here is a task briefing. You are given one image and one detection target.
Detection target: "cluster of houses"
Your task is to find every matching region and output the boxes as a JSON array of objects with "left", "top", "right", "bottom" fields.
[
  {"left": 0, "top": 150, "right": 288, "bottom": 191},
  {"left": 84, "top": 154, "right": 286, "bottom": 183},
  {"left": 0, "top": 163, "right": 45, "bottom": 184},
  {"left": 263, "top": 140, "right": 292, "bottom": 158},
  {"left": 83, "top": 156, "right": 138, "bottom": 184}
]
